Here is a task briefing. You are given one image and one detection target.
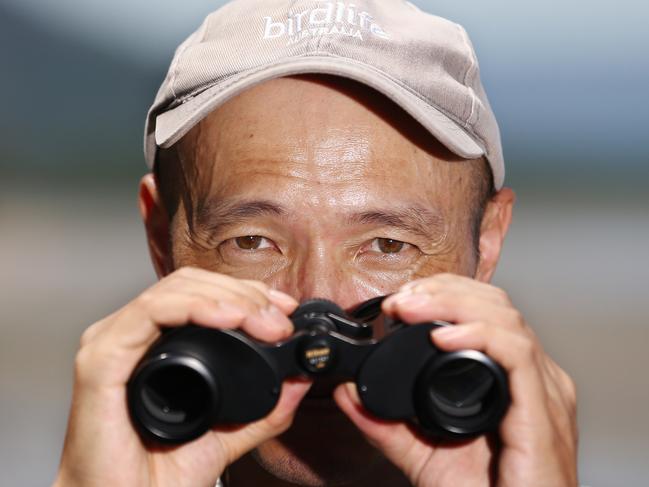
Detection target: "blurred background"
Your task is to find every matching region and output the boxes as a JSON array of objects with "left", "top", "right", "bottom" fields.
[{"left": 1, "top": 0, "right": 647, "bottom": 485}]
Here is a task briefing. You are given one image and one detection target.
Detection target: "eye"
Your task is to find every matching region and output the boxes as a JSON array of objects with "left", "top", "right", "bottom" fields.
[
  {"left": 233, "top": 235, "right": 273, "bottom": 250},
  {"left": 370, "top": 238, "right": 408, "bottom": 254}
]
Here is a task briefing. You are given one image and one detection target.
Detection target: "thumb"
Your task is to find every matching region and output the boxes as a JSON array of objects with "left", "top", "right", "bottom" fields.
[
  {"left": 214, "top": 379, "right": 312, "bottom": 465},
  {"left": 333, "top": 383, "right": 426, "bottom": 473}
]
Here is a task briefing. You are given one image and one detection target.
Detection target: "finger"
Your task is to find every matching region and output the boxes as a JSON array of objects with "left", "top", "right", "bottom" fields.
[
  {"left": 147, "top": 281, "right": 295, "bottom": 340},
  {"left": 541, "top": 357, "right": 578, "bottom": 435},
  {"left": 163, "top": 266, "right": 254, "bottom": 290},
  {"left": 158, "top": 271, "right": 298, "bottom": 336},
  {"left": 333, "top": 383, "right": 419, "bottom": 458},
  {"left": 160, "top": 271, "right": 271, "bottom": 310},
  {"left": 333, "top": 382, "right": 438, "bottom": 484},
  {"left": 430, "top": 323, "right": 555, "bottom": 440},
  {"left": 125, "top": 292, "right": 292, "bottom": 348},
  {"left": 335, "top": 379, "right": 495, "bottom": 485},
  {"left": 538, "top": 358, "right": 579, "bottom": 468},
  {"left": 81, "top": 278, "right": 293, "bottom": 349},
  {"left": 406, "top": 274, "right": 501, "bottom": 297},
  {"left": 172, "top": 282, "right": 296, "bottom": 338},
  {"left": 267, "top": 289, "right": 299, "bottom": 313},
  {"left": 213, "top": 379, "right": 312, "bottom": 465},
  {"left": 383, "top": 290, "right": 523, "bottom": 333},
  {"left": 76, "top": 294, "right": 250, "bottom": 385},
  {"left": 386, "top": 274, "right": 507, "bottom": 308},
  {"left": 544, "top": 357, "right": 577, "bottom": 408},
  {"left": 164, "top": 268, "right": 298, "bottom": 314},
  {"left": 79, "top": 309, "right": 121, "bottom": 347},
  {"left": 241, "top": 280, "right": 299, "bottom": 314}
]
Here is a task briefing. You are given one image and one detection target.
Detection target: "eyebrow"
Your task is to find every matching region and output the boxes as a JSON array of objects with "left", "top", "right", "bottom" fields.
[
  {"left": 192, "top": 198, "right": 445, "bottom": 241},
  {"left": 194, "top": 198, "right": 287, "bottom": 233},
  {"left": 347, "top": 207, "right": 446, "bottom": 240}
]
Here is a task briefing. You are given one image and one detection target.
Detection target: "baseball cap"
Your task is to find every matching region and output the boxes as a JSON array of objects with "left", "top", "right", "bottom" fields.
[{"left": 144, "top": 0, "right": 505, "bottom": 189}]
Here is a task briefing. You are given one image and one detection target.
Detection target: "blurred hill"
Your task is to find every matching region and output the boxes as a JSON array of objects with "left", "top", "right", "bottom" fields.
[{"left": 0, "top": 4, "right": 162, "bottom": 184}]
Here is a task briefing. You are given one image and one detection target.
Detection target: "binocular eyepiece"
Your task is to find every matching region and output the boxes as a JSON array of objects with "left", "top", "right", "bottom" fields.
[{"left": 128, "top": 298, "right": 509, "bottom": 444}]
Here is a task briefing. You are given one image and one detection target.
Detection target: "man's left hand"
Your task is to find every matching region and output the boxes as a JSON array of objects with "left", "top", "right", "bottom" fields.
[{"left": 333, "top": 273, "right": 578, "bottom": 487}]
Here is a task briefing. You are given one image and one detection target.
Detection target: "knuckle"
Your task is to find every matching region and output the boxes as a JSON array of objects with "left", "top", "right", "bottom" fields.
[
  {"left": 472, "top": 321, "right": 489, "bottom": 335},
  {"left": 73, "top": 346, "right": 95, "bottom": 381},
  {"left": 246, "top": 287, "right": 269, "bottom": 305},
  {"left": 134, "top": 291, "right": 156, "bottom": 312},
  {"left": 137, "top": 289, "right": 155, "bottom": 304},
  {"left": 495, "top": 287, "right": 512, "bottom": 304},
  {"left": 238, "top": 298, "right": 263, "bottom": 316},
  {"left": 412, "top": 277, "right": 437, "bottom": 291},
  {"left": 244, "top": 279, "right": 269, "bottom": 292},
  {"left": 562, "top": 372, "right": 578, "bottom": 405},
  {"left": 429, "top": 290, "right": 454, "bottom": 307},
  {"left": 436, "top": 273, "right": 455, "bottom": 281},
  {"left": 505, "top": 308, "right": 525, "bottom": 327},
  {"left": 514, "top": 334, "right": 537, "bottom": 362},
  {"left": 238, "top": 287, "right": 270, "bottom": 308},
  {"left": 263, "top": 408, "right": 294, "bottom": 433},
  {"left": 187, "top": 294, "right": 211, "bottom": 310},
  {"left": 74, "top": 347, "right": 87, "bottom": 370},
  {"left": 220, "top": 295, "right": 260, "bottom": 317},
  {"left": 175, "top": 266, "right": 199, "bottom": 279},
  {"left": 79, "top": 322, "right": 100, "bottom": 347},
  {"left": 427, "top": 273, "right": 455, "bottom": 287}
]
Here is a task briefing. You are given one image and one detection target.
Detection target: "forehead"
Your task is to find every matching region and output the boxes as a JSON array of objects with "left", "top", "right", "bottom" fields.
[{"left": 178, "top": 75, "right": 477, "bottom": 209}]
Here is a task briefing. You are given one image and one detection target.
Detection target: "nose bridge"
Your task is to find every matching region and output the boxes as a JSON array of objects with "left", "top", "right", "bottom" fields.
[{"left": 296, "top": 243, "right": 342, "bottom": 302}]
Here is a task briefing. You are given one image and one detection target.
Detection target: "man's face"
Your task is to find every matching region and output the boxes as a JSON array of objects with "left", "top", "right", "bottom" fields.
[
  {"left": 167, "top": 75, "right": 485, "bottom": 304},
  {"left": 148, "top": 74, "right": 506, "bottom": 485}
]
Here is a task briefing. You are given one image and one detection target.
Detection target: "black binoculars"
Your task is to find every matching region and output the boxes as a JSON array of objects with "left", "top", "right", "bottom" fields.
[{"left": 127, "top": 297, "right": 509, "bottom": 444}]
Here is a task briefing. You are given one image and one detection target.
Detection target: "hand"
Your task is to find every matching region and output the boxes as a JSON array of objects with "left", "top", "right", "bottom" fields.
[
  {"left": 334, "top": 273, "right": 578, "bottom": 487},
  {"left": 53, "top": 266, "right": 311, "bottom": 487}
]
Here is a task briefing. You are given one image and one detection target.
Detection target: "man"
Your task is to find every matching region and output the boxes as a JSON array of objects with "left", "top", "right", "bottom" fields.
[{"left": 54, "top": 0, "right": 578, "bottom": 486}]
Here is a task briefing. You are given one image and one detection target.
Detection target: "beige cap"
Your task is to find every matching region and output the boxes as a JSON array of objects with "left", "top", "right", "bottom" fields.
[{"left": 145, "top": 0, "right": 505, "bottom": 189}]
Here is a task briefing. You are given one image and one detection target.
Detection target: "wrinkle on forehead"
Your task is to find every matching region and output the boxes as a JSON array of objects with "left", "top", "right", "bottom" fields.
[{"left": 171, "top": 74, "right": 486, "bottom": 232}]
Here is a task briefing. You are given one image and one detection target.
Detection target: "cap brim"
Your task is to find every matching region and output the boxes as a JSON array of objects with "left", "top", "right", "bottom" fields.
[{"left": 151, "top": 56, "right": 485, "bottom": 168}]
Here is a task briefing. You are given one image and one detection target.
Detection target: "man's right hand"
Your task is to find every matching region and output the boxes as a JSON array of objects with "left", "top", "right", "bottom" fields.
[{"left": 53, "top": 266, "right": 310, "bottom": 487}]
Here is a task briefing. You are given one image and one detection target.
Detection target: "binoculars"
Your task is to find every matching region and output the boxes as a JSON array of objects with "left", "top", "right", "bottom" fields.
[{"left": 128, "top": 297, "right": 509, "bottom": 444}]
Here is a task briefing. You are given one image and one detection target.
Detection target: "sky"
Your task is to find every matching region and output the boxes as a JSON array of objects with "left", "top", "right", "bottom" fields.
[
  {"left": 5, "top": 0, "right": 648, "bottom": 69},
  {"left": 3, "top": 0, "right": 648, "bottom": 175}
]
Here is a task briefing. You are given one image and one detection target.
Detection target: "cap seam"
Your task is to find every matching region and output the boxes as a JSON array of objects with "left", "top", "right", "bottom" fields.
[
  {"left": 170, "top": 20, "right": 211, "bottom": 100},
  {"left": 455, "top": 23, "right": 480, "bottom": 131}
]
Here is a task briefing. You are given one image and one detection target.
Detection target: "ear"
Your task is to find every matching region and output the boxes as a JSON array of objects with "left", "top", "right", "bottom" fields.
[
  {"left": 138, "top": 173, "right": 172, "bottom": 278},
  {"left": 475, "top": 187, "right": 515, "bottom": 283}
]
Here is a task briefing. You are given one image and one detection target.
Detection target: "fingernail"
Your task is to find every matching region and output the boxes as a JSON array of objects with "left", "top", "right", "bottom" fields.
[
  {"left": 431, "top": 326, "right": 463, "bottom": 340},
  {"left": 383, "top": 288, "right": 413, "bottom": 309},
  {"left": 261, "top": 305, "right": 293, "bottom": 333},
  {"left": 344, "top": 382, "right": 360, "bottom": 403},
  {"left": 268, "top": 289, "right": 298, "bottom": 308},
  {"left": 391, "top": 292, "right": 432, "bottom": 310}
]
